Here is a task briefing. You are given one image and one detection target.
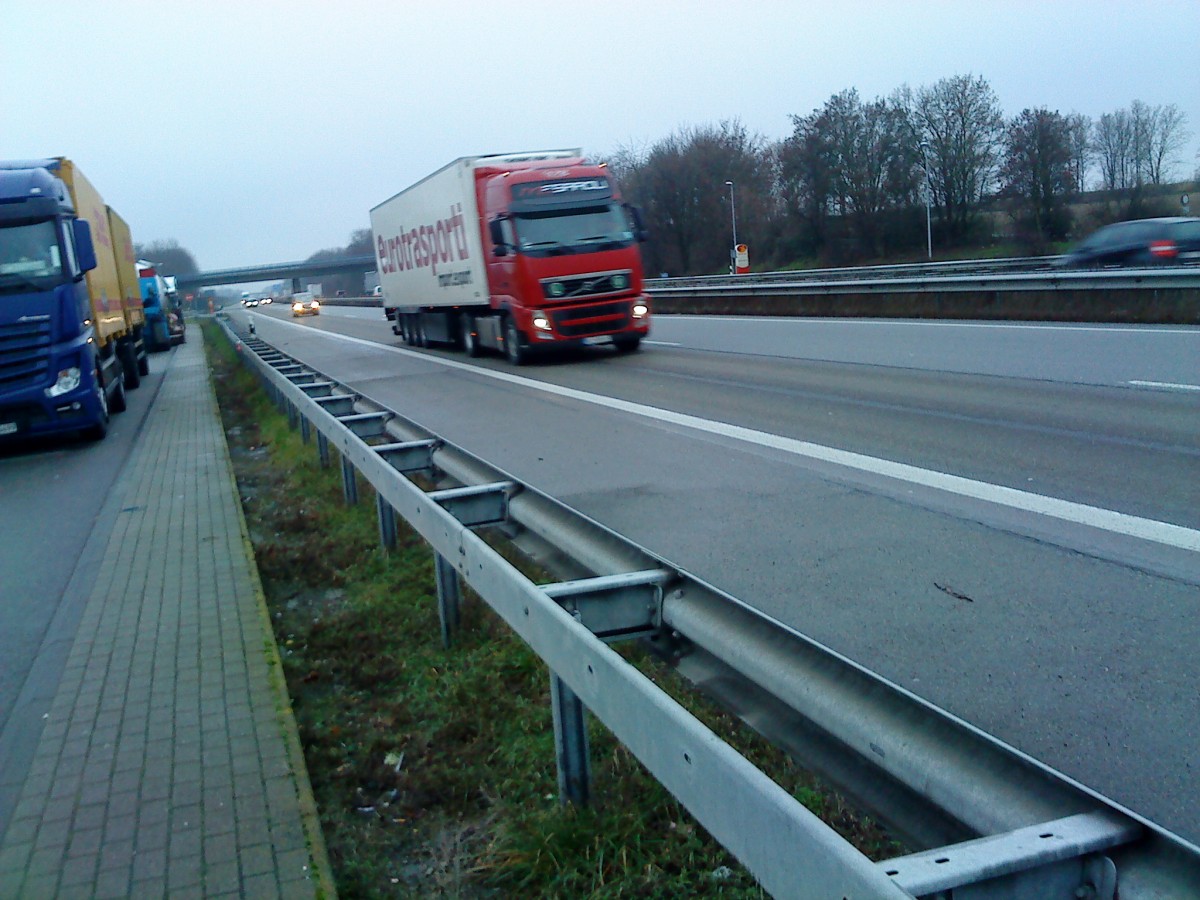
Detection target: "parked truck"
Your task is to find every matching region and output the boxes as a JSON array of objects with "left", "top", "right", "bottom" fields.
[
  {"left": 0, "top": 158, "right": 146, "bottom": 441},
  {"left": 137, "top": 260, "right": 186, "bottom": 350},
  {"left": 370, "top": 150, "right": 650, "bottom": 364}
]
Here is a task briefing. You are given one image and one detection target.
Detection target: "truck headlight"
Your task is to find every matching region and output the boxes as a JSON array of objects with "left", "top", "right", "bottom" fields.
[
  {"left": 45, "top": 366, "right": 82, "bottom": 398},
  {"left": 632, "top": 302, "right": 649, "bottom": 319},
  {"left": 532, "top": 312, "right": 552, "bottom": 331}
]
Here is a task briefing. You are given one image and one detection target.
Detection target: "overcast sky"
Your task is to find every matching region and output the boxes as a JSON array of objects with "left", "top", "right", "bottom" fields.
[{"left": 3, "top": 0, "right": 1197, "bottom": 271}]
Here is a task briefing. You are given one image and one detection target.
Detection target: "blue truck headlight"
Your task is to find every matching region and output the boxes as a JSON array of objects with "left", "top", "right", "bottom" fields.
[{"left": 45, "top": 366, "right": 82, "bottom": 398}]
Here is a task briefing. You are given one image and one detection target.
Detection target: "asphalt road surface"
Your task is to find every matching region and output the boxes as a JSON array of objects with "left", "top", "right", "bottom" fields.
[
  {"left": 240, "top": 305, "right": 1200, "bottom": 845},
  {"left": 0, "top": 355, "right": 167, "bottom": 832}
]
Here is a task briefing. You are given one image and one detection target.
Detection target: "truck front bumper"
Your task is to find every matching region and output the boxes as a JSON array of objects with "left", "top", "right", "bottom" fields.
[
  {"left": 533, "top": 295, "right": 651, "bottom": 342},
  {"left": 0, "top": 371, "right": 105, "bottom": 441}
]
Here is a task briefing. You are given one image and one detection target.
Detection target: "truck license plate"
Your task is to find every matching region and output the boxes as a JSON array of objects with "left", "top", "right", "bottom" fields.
[
  {"left": 0, "top": 422, "right": 17, "bottom": 436},
  {"left": 582, "top": 336, "right": 610, "bottom": 346}
]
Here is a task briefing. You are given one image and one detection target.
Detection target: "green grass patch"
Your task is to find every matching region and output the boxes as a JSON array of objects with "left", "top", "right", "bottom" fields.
[{"left": 202, "top": 321, "right": 899, "bottom": 897}]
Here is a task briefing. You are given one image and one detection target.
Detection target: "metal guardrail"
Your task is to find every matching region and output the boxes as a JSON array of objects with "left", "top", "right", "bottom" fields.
[
  {"left": 217, "top": 316, "right": 1200, "bottom": 898},
  {"left": 646, "top": 255, "right": 1061, "bottom": 289},
  {"left": 649, "top": 266, "right": 1200, "bottom": 296}
]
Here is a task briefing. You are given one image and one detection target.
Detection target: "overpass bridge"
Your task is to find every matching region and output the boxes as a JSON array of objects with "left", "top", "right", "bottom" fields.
[{"left": 175, "top": 254, "right": 375, "bottom": 292}]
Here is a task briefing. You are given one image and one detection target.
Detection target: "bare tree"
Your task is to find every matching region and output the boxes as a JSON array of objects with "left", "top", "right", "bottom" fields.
[
  {"left": 614, "top": 120, "right": 774, "bottom": 275},
  {"left": 1094, "top": 109, "right": 1135, "bottom": 190},
  {"left": 133, "top": 238, "right": 199, "bottom": 276},
  {"left": 901, "top": 74, "right": 1005, "bottom": 244},
  {"left": 1145, "top": 103, "right": 1190, "bottom": 184},
  {"left": 1064, "top": 112, "right": 1092, "bottom": 192},
  {"left": 815, "top": 89, "right": 918, "bottom": 256},
  {"left": 999, "top": 108, "right": 1075, "bottom": 248}
]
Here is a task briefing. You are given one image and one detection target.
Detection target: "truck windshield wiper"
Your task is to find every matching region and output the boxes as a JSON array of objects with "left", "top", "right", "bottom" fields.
[{"left": 0, "top": 274, "right": 45, "bottom": 292}]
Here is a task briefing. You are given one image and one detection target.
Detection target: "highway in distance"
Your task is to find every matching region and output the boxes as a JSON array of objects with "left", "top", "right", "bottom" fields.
[{"left": 241, "top": 306, "right": 1200, "bottom": 845}]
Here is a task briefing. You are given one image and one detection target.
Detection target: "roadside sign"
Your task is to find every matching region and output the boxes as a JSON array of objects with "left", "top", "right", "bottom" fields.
[{"left": 735, "top": 243, "right": 749, "bottom": 274}]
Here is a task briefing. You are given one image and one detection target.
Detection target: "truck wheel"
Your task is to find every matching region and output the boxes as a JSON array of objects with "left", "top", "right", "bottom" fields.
[
  {"left": 137, "top": 350, "right": 150, "bottom": 377},
  {"left": 82, "top": 371, "right": 110, "bottom": 441},
  {"left": 119, "top": 342, "right": 141, "bottom": 389},
  {"left": 461, "top": 314, "right": 481, "bottom": 357},
  {"left": 503, "top": 316, "right": 526, "bottom": 366},
  {"left": 109, "top": 371, "right": 128, "bottom": 414},
  {"left": 613, "top": 335, "right": 642, "bottom": 353}
]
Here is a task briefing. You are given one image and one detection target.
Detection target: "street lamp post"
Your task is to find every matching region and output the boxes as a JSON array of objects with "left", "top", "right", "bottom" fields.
[
  {"left": 725, "top": 180, "right": 738, "bottom": 273},
  {"left": 918, "top": 143, "right": 932, "bottom": 260}
]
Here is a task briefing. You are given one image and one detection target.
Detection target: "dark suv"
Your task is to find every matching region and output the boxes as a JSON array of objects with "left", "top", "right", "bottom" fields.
[{"left": 1058, "top": 216, "right": 1200, "bottom": 268}]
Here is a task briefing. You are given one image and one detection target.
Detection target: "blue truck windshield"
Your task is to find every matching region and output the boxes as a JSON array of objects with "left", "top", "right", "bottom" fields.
[
  {"left": 516, "top": 204, "right": 634, "bottom": 255},
  {"left": 0, "top": 220, "right": 65, "bottom": 291}
]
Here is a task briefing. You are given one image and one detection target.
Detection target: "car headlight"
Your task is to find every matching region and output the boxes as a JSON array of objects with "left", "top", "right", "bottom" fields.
[
  {"left": 45, "top": 365, "right": 81, "bottom": 398},
  {"left": 292, "top": 302, "right": 302, "bottom": 311},
  {"left": 311, "top": 300, "right": 320, "bottom": 308},
  {"left": 632, "top": 302, "right": 649, "bottom": 319}
]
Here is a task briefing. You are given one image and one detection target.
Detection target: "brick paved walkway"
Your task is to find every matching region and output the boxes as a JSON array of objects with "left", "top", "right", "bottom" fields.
[{"left": 0, "top": 329, "right": 334, "bottom": 898}]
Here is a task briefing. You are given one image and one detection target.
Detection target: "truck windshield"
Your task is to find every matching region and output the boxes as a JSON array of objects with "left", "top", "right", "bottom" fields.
[
  {"left": 515, "top": 204, "right": 634, "bottom": 255},
  {"left": 0, "top": 220, "right": 65, "bottom": 291}
]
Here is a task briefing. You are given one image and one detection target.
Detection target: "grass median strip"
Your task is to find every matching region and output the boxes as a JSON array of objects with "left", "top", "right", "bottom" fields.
[{"left": 203, "top": 322, "right": 900, "bottom": 897}]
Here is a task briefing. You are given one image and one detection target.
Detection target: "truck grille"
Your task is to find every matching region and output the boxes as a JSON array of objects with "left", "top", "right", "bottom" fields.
[
  {"left": 540, "top": 270, "right": 633, "bottom": 301},
  {"left": 0, "top": 319, "right": 52, "bottom": 392},
  {"left": 550, "top": 300, "right": 631, "bottom": 338}
]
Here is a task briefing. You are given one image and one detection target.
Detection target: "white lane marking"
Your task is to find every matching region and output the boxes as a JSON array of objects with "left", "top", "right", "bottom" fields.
[
  {"left": 261, "top": 316, "right": 1200, "bottom": 553},
  {"left": 670, "top": 315, "right": 1200, "bottom": 336},
  {"left": 644, "top": 340, "right": 681, "bottom": 347},
  {"left": 1128, "top": 380, "right": 1200, "bottom": 392}
]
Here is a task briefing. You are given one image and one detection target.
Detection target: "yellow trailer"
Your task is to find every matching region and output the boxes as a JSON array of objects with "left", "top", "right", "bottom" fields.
[
  {"left": 56, "top": 159, "right": 126, "bottom": 345},
  {"left": 107, "top": 206, "right": 149, "bottom": 383},
  {"left": 107, "top": 206, "right": 145, "bottom": 330},
  {"left": 53, "top": 158, "right": 147, "bottom": 388}
]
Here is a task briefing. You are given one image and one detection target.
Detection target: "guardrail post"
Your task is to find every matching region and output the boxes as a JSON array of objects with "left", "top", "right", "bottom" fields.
[
  {"left": 317, "top": 432, "right": 330, "bottom": 469},
  {"left": 377, "top": 495, "right": 397, "bottom": 552},
  {"left": 550, "top": 672, "right": 591, "bottom": 806},
  {"left": 300, "top": 415, "right": 311, "bottom": 445},
  {"left": 434, "top": 553, "right": 461, "bottom": 648},
  {"left": 286, "top": 400, "right": 298, "bottom": 431},
  {"left": 340, "top": 454, "right": 358, "bottom": 505}
]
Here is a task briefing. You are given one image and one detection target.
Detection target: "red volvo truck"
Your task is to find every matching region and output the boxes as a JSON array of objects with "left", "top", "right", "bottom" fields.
[{"left": 370, "top": 150, "right": 650, "bottom": 364}]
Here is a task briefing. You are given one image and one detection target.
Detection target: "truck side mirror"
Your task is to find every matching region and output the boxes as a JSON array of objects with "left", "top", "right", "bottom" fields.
[
  {"left": 73, "top": 219, "right": 98, "bottom": 273},
  {"left": 489, "top": 218, "right": 508, "bottom": 257},
  {"left": 629, "top": 205, "right": 649, "bottom": 243}
]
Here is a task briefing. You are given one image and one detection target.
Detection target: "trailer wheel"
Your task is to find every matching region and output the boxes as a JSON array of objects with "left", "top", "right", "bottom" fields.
[
  {"left": 461, "top": 314, "right": 481, "bottom": 357},
  {"left": 119, "top": 342, "right": 141, "bottom": 389},
  {"left": 503, "top": 315, "right": 526, "bottom": 366}
]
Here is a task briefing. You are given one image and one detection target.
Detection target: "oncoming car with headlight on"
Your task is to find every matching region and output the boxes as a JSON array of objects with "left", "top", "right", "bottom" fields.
[{"left": 291, "top": 293, "right": 320, "bottom": 317}]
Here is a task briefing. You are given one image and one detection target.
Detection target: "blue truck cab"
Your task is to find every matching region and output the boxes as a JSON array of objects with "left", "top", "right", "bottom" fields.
[
  {"left": 0, "top": 162, "right": 121, "bottom": 441},
  {"left": 138, "top": 262, "right": 186, "bottom": 351}
]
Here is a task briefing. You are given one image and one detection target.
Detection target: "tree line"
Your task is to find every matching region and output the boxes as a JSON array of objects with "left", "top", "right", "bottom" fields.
[
  {"left": 141, "top": 73, "right": 1193, "bottom": 281},
  {"left": 610, "top": 74, "right": 1193, "bottom": 275}
]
